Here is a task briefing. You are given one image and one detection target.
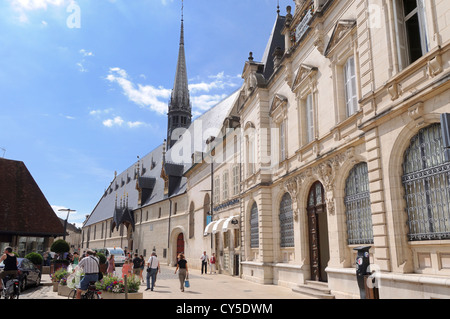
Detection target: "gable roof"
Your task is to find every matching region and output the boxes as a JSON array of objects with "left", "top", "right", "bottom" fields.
[
  {"left": 0, "top": 158, "right": 65, "bottom": 237},
  {"left": 84, "top": 89, "right": 240, "bottom": 228},
  {"left": 260, "top": 14, "right": 286, "bottom": 79}
]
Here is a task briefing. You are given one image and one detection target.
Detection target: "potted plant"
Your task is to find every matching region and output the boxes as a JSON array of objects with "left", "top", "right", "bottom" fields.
[
  {"left": 50, "top": 268, "right": 69, "bottom": 292},
  {"left": 24, "top": 252, "right": 43, "bottom": 272},
  {"left": 95, "top": 274, "right": 142, "bottom": 299},
  {"left": 50, "top": 239, "right": 70, "bottom": 274}
]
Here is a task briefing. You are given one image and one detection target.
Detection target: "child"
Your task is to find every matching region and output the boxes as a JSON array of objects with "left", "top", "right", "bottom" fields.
[{"left": 122, "top": 259, "right": 132, "bottom": 278}]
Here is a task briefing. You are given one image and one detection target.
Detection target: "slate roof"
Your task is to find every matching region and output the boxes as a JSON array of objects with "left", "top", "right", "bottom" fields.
[
  {"left": 84, "top": 90, "right": 240, "bottom": 228},
  {"left": 261, "top": 14, "right": 286, "bottom": 79},
  {"left": 0, "top": 158, "right": 65, "bottom": 237}
]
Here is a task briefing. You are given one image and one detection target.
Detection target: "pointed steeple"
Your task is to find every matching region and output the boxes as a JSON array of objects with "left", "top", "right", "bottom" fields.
[{"left": 167, "top": 0, "right": 192, "bottom": 150}]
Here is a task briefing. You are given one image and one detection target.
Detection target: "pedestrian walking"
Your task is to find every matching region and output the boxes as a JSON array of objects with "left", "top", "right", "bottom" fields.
[
  {"left": 72, "top": 252, "right": 79, "bottom": 266},
  {"left": 210, "top": 253, "right": 217, "bottom": 274},
  {"left": 122, "top": 259, "right": 132, "bottom": 279},
  {"left": 132, "top": 254, "right": 141, "bottom": 277},
  {"left": 146, "top": 252, "right": 160, "bottom": 291},
  {"left": 174, "top": 253, "right": 189, "bottom": 292},
  {"left": 200, "top": 251, "right": 209, "bottom": 274},
  {"left": 107, "top": 255, "right": 115, "bottom": 275}
]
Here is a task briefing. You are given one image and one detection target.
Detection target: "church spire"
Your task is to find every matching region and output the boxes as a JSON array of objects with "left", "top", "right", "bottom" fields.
[{"left": 167, "top": 0, "right": 192, "bottom": 150}]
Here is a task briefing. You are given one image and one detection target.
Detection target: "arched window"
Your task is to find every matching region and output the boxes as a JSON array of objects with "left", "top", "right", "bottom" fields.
[
  {"left": 250, "top": 202, "right": 259, "bottom": 248},
  {"left": 280, "top": 193, "right": 294, "bottom": 247},
  {"left": 345, "top": 162, "right": 373, "bottom": 244},
  {"left": 402, "top": 123, "right": 450, "bottom": 241},
  {"left": 203, "top": 193, "right": 210, "bottom": 229}
]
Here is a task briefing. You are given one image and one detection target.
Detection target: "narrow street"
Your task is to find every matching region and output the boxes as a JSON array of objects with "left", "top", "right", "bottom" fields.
[{"left": 18, "top": 264, "right": 312, "bottom": 300}]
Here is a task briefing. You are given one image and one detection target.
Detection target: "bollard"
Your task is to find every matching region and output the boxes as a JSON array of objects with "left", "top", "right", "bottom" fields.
[
  {"left": 124, "top": 275, "right": 128, "bottom": 299},
  {"left": 353, "top": 246, "right": 371, "bottom": 299}
]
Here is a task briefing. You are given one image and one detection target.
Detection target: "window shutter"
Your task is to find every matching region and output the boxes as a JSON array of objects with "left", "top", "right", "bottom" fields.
[
  {"left": 417, "top": 0, "right": 429, "bottom": 54},
  {"left": 344, "top": 57, "right": 357, "bottom": 116},
  {"left": 306, "top": 94, "right": 314, "bottom": 143},
  {"left": 393, "top": 0, "right": 409, "bottom": 71},
  {"left": 280, "top": 120, "right": 286, "bottom": 161}
]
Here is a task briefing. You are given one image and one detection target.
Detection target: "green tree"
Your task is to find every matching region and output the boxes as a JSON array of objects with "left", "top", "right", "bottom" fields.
[{"left": 50, "top": 239, "right": 70, "bottom": 259}]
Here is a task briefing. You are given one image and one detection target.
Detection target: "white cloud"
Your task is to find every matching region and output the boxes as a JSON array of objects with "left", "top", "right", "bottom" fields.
[
  {"left": 77, "top": 62, "right": 87, "bottom": 72},
  {"left": 9, "top": 0, "right": 67, "bottom": 23},
  {"left": 192, "top": 94, "right": 229, "bottom": 112},
  {"left": 189, "top": 72, "right": 239, "bottom": 93},
  {"left": 105, "top": 67, "right": 242, "bottom": 119},
  {"left": 127, "top": 121, "right": 145, "bottom": 128},
  {"left": 89, "top": 108, "right": 113, "bottom": 116},
  {"left": 79, "top": 49, "right": 93, "bottom": 57},
  {"left": 102, "top": 116, "right": 124, "bottom": 127},
  {"left": 77, "top": 49, "right": 94, "bottom": 73},
  {"left": 106, "top": 67, "right": 171, "bottom": 115},
  {"left": 101, "top": 115, "right": 146, "bottom": 129},
  {"left": 10, "top": 0, "right": 66, "bottom": 10}
]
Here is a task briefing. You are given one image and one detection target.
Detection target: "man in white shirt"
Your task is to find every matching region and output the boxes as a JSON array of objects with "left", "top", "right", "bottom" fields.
[
  {"left": 200, "top": 251, "right": 209, "bottom": 274},
  {"left": 76, "top": 249, "right": 99, "bottom": 299},
  {"left": 146, "top": 252, "right": 160, "bottom": 291}
]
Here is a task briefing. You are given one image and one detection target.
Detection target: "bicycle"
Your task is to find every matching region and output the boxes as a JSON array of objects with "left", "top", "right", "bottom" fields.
[
  {"left": 68, "top": 281, "right": 102, "bottom": 299},
  {"left": 1, "top": 275, "right": 20, "bottom": 299}
]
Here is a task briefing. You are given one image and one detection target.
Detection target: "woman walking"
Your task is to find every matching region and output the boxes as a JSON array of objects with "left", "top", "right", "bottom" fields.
[
  {"left": 107, "top": 255, "right": 115, "bottom": 275},
  {"left": 174, "top": 253, "right": 188, "bottom": 292}
]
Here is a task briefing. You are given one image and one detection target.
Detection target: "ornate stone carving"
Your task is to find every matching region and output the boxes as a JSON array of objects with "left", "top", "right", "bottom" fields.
[
  {"left": 428, "top": 55, "right": 442, "bottom": 77},
  {"left": 284, "top": 148, "right": 355, "bottom": 216}
]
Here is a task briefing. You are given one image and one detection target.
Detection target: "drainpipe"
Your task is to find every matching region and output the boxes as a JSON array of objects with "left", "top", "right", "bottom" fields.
[
  {"left": 167, "top": 198, "right": 172, "bottom": 266},
  {"left": 210, "top": 161, "right": 214, "bottom": 250},
  {"left": 239, "top": 135, "right": 244, "bottom": 278}
]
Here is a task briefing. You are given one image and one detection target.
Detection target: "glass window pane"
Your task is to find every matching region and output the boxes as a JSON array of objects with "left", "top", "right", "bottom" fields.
[
  {"left": 279, "top": 193, "right": 294, "bottom": 248},
  {"left": 402, "top": 123, "right": 450, "bottom": 240},
  {"left": 345, "top": 163, "right": 374, "bottom": 244},
  {"left": 250, "top": 203, "right": 259, "bottom": 248}
]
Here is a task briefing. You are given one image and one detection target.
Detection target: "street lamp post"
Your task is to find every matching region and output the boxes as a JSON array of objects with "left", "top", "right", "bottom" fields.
[{"left": 58, "top": 208, "right": 76, "bottom": 241}]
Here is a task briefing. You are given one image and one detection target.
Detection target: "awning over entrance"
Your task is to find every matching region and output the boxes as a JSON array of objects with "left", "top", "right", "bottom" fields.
[
  {"left": 204, "top": 216, "right": 240, "bottom": 235},
  {"left": 222, "top": 215, "right": 239, "bottom": 232},
  {"left": 204, "top": 220, "right": 217, "bottom": 236},
  {"left": 212, "top": 218, "right": 226, "bottom": 234}
]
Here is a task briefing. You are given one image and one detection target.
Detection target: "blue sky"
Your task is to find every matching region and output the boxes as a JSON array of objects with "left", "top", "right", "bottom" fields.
[{"left": 0, "top": 0, "right": 287, "bottom": 227}]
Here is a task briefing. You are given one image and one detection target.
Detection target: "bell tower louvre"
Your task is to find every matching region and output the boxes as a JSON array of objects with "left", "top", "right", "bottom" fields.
[{"left": 167, "top": 0, "right": 192, "bottom": 150}]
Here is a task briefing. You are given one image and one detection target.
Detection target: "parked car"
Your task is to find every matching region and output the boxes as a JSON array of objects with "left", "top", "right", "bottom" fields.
[{"left": 0, "top": 257, "right": 41, "bottom": 291}]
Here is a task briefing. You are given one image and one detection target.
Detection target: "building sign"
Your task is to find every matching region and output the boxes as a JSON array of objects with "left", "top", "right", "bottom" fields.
[{"left": 295, "top": 8, "right": 313, "bottom": 42}]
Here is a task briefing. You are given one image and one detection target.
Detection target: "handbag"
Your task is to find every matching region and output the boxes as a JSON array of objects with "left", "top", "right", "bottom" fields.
[
  {"left": 91, "top": 256, "right": 103, "bottom": 281},
  {"left": 184, "top": 274, "right": 190, "bottom": 288}
]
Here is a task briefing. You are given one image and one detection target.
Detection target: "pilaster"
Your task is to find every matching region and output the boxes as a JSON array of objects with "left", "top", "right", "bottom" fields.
[{"left": 365, "top": 127, "right": 391, "bottom": 272}]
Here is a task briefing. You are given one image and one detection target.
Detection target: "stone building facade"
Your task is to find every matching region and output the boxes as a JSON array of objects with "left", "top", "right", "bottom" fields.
[
  {"left": 236, "top": 0, "right": 450, "bottom": 298},
  {"left": 81, "top": 0, "right": 450, "bottom": 298}
]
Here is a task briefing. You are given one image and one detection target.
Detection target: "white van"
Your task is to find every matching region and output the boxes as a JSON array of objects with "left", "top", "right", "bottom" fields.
[{"left": 96, "top": 247, "right": 126, "bottom": 267}]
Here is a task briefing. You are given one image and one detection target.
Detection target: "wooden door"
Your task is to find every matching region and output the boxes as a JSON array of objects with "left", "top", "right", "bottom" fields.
[
  {"left": 307, "top": 182, "right": 328, "bottom": 282},
  {"left": 177, "top": 233, "right": 184, "bottom": 255}
]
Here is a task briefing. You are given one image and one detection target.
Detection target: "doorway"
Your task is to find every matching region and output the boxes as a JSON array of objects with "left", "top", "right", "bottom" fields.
[
  {"left": 307, "top": 181, "right": 330, "bottom": 282},
  {"left": 176, "top": 233, "right": 184, "bottom": 256}
]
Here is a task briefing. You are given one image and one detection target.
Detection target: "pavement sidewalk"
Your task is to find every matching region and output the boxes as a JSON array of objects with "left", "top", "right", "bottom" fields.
[{"left": 24, "top": 264, "right": 310, "bottom": 300}]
